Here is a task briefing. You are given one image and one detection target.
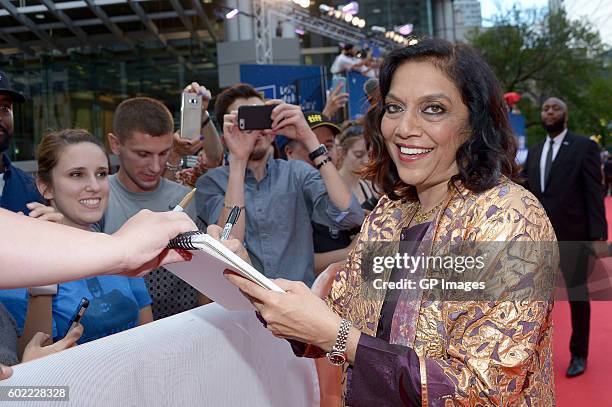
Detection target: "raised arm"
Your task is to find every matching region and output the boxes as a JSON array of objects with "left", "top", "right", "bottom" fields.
[
  {"left": 267, "top": 100, "right": 354, "bottom": 210},
  {"left": 0, "top": 208, "right": 196, "bottom": 288},
  {"left": 165, "top": 82, "right": 224, "bottom": 181},
  {"left": 208, "top": 110, "right": 259, "bottom": 243},
  {"left": 187, "top": 82, "right": 224, "bottom": 167}
]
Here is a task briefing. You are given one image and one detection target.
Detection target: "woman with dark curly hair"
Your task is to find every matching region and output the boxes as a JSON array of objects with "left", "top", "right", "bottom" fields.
[{"left": 220, "top": 38, "right": 557, "bottom": 406}]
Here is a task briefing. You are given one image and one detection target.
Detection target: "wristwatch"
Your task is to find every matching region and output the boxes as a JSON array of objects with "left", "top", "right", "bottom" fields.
[
  {"left": 327, "top": 318, "right": 351, "bottom": 365},
  {"left": 28, "top": 285, "right": 58, "bottom": 296},
  {"left": 308, "top": 144, "right": 328, "bottom": 162}
]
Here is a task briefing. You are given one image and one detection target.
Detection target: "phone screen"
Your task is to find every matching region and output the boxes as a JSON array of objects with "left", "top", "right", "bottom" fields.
[{"left": 331, "top": 77, "right": 347, "bottom": 93}]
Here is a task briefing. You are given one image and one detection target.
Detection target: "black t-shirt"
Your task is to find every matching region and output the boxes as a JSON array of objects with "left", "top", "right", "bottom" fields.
[
  {"left": 312, "top": 222, "right": 354, "bottom": 253},
  {"left": 313, "top": 180, "right": 379, "bottom": 253}
]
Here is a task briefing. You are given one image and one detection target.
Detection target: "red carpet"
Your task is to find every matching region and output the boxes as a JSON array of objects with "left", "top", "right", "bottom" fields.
[{"left": 553, "top": 197, "right": 612, "bottom": 406}]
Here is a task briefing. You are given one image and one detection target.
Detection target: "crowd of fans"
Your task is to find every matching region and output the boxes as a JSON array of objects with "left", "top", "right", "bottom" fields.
[
  {"left": 0, "top": 56, "right": 376, "bottom": 369},
  {"left": 0, "top": 39, "right": 606, "bottom": 402}
]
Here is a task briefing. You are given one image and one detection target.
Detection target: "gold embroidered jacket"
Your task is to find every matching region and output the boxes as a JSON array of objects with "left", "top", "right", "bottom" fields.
[{"left": 327, "top": 179, "right": 557, "bottom": 406}]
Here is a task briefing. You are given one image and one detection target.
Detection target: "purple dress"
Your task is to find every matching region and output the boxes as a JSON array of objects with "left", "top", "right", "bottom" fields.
[
  {"left": 286, "top": 223, "right": 430, "bottom": 406},
  {"left": 345, "top": 222, "right": 430, "bottom": 407}
]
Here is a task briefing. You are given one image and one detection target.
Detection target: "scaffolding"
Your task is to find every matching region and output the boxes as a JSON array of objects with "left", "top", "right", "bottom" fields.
[
  {"left": 253, "top": 0, "right": 273, "bottom": 64},
  {"left": 253, "top": 0, "right": 398, "bottom": 64}
]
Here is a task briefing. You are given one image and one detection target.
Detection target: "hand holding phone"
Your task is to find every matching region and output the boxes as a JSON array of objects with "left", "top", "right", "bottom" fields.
[
  {"left": 180, "top": 92, "right": 203, "bottom": 139},
  {"left": 330, "top": 77, "right": 346, "bottom": 94},
  {"left": 268, "top": 100, "right": 316, "bottom": 145},
  {"left": 21, "top": 325, "right": 84, "bottom": 363},
  {"left": 323, "top": 82, "right": 349, "bottom": 118},
  {"left": 67, "top": 297, "right": 89, "bottom": 334},
  {"left": 184, "top": 82, "right": 211, "bottom": 111},
  {"left": 222, "top": 110, "right": 259, "bottom": 162},
  {"left": 237, "top": 105, "right": 276, "bottom": 130},
  {"left": 19, "top": 297, "right": 88, "bottom": 363}
]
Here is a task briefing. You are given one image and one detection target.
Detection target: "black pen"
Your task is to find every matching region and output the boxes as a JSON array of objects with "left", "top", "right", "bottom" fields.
[{"left": 220, "top": 206, "right": 241, "bottom": 241}]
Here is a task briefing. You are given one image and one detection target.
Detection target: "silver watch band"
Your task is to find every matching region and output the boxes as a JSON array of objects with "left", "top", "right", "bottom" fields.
[
  {"left": 333, "top": 318, "right": 351, "bottom": 352},
  {"left": 327, "top": 318, "right": 351, "bottom": 365}
]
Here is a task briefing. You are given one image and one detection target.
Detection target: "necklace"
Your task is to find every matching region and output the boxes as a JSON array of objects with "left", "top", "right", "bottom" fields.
[{"left": 412, "top": 201, "right": 444, "bottom": 224}]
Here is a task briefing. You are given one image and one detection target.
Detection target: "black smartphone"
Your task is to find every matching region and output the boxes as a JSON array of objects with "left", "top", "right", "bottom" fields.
[
  {"left": 237, "top": 105, "right": 276, "bottom": 130},
  {"left": 67, "top": 297, "right": 89, "bottom": 334}
]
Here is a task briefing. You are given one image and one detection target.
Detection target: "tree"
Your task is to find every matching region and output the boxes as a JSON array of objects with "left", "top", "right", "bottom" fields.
[{"left": 468, "top": 6, "right": 611, "bottom": 148}]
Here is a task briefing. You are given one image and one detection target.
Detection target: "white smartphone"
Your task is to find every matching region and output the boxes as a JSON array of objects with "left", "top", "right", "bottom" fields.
[{"left": 180, "top": 92, "right": 202, "bottom": 139}]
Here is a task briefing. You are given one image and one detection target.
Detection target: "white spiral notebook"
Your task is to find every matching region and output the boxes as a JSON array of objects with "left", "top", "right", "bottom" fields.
[{"left": 164, "top": 232, "right": 284, "bottom": 310}]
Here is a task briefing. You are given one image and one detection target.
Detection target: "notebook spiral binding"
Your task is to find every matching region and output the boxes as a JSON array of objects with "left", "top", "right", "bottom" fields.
[{"left": 167, "top": 231, "right": 205, "bottom": 250}]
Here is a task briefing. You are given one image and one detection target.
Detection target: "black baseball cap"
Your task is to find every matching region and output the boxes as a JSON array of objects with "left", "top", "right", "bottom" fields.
[
  {"left": 0, "top": 71, "right": 25, "bottom": 103},
  {"left": 303, "top": 111, "right": 341, "bottom": 135}
]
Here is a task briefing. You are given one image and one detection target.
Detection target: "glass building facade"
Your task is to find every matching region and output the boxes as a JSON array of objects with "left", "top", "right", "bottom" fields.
[
  {"left": 0, "top": 0, "right": 219, "bottom": 161},
  {"left": 1, "top": 0, "right": 441, "bottom": 161},
  {"left": 3, "top": 49, "right": 217, "bottom": 161}
]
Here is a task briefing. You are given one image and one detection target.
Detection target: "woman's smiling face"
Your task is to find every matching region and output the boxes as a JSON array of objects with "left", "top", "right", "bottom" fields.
[
  {"left": 40, "top": 142, "right": 109, "bottom": 229},
  {"left": 380, "top": 60, "right": 469, "bottom": 190}
]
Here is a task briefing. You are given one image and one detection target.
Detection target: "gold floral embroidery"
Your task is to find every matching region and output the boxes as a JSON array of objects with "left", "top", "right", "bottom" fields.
[{"left": 330, "top": 179, "right": 556, "bottom": 406}]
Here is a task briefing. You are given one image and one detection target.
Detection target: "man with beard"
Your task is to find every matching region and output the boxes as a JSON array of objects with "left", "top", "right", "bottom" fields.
[
  {"left": 0, "top": 71, "right": 43, "bottom": 215},
  {"left": 523, "top": 97, "right": 607, "bottom": 378},
  {"left": 195, "top": 84, "right": 364, "bottom": 286}
]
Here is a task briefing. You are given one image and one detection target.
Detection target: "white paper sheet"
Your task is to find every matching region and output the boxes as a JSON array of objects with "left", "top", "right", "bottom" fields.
[
  {"left": 164, "top": 234, "right": 283, "bottom": 310},
  {"left": 166, "top": 250, "right": 254, "bottom": 310}
]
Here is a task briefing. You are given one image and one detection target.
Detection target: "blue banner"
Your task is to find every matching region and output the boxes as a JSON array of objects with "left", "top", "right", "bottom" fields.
[
  {"left": 347, "top": 71, "right": 370, "bottom": 120},
  {"left": 240, "top": 64, "right": 325, "bottom": 112}
]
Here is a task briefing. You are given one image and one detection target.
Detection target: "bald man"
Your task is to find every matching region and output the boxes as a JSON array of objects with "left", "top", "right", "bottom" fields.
[{"left": 523, "top": 97, "right": 607, "bottom": 378}]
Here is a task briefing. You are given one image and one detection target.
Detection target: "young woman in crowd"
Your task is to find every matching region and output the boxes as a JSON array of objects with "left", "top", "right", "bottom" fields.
[
  {"left": 0, "top": 206, "right": 195, "bottom": 380},
  {"left": 0, "top": 129, "right": 154, "bottom": 350},
  {"left": 312, "top": 122, "right": 379, "bottom": 276},
  {"left": 336, "top": 121, "right": 378, "bottom": 212},
  {"left": 219, "top": 38, "right": 557, "bottom": 406}
]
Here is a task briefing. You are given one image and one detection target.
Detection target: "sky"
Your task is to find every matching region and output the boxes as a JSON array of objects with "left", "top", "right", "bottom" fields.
[{"left": 480, "top": 0, "right": 612, "bottom": 45}]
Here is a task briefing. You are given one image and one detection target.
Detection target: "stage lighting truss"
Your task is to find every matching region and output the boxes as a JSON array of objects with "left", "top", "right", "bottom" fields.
[
  {"left": 253, "top": 0, "right": 415, "bottom": 63},
  {"left": 322, "top": 5, "right": 366, "bottom": 30},
  {"left": 291, "top": 0, "right": 311, "bottom": 8}
]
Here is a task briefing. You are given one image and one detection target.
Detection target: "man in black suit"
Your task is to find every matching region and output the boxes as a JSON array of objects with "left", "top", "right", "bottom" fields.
[{"left": 523, "top": 97, "right": 608, "bottom": 377}]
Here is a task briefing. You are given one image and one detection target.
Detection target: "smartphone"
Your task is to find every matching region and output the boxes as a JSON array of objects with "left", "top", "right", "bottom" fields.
[
  {"left": 330, "top": 76, "right": 347, "bottom": 93},
  {"left": 180, "top": 92, "right": 203, "bottom": 139},
  {"left": 67, "top": 297, "right": 89, "bottom": 334},
  {"left": 237, "top": 105, "right": 275, "bottom": 130}
]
